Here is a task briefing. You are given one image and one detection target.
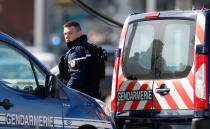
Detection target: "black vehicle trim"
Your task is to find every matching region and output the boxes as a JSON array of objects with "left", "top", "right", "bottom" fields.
[
  {"left": 205, "top": 11, "right": 210, "bottom": 119},
  {"left": 116, "top": 110, "right": 196, "bottom": 119},
  {"left": 29, "top": 57, "right": 40, "bottom": 87},
  {"left": 128, "top": 17, "right": 196, "bottom": 25}
]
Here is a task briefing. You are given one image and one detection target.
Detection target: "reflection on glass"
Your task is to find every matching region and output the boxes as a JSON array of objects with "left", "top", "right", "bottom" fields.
[
  {"left": 162, "top": 24, "right": 191, "bottom": 73},
  {"left": 0, "top": 42, "right": 36, "bottom": 93},
  {"left": 126, "top": 23, "right": 154, "bottom": 75}
]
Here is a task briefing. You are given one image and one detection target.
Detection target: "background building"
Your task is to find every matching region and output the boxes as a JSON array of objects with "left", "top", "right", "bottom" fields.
[{"left": 0, "top": 0, "right": 34, "bottom": 46}]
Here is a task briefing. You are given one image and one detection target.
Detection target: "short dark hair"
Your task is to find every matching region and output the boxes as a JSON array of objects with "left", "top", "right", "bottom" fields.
[{"left": 64, "top": 21, "right": 81, "bottom": 32}]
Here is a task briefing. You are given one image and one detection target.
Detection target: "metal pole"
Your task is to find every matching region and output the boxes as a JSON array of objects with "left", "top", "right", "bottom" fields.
[
  {"left": 146, "top": 0, "right": 156, "bottom": 12},
  {"left": 34, "top": 0, "right": 48, "bottom": 52},
  {"left": 175, "top": 0, "right": 192, "bottom": 10}
]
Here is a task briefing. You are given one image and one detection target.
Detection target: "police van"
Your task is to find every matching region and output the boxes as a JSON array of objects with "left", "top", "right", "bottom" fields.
[
  {"left": 111, "top": 9, "right": 210, "bottom": 129},
  {"left": 0, "top": 32, "right": 116, "bottom": 129}
]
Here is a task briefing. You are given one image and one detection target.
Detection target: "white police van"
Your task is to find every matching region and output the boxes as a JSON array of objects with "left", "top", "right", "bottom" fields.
[
  {"left": 0, "top": 32, "right": 116, "bottom": 129},
  {"left": 111, "top": 9, "right": 210, "bottom": 129}
]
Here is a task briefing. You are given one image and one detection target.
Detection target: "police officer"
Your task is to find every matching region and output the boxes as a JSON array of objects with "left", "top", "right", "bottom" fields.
[{"left": 62, "top": 21, "right": 101, "bottom": 99}]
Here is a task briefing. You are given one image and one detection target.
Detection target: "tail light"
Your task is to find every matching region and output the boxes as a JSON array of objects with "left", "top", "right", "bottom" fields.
[
  {"left": 194, "top": 45, "right": 208, "bottom": 109},
  {"left": 111, "top": 49, "right": 121, "bottom": 112}
]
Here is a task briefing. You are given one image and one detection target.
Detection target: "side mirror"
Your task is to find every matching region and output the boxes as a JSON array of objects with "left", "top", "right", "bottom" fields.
[
  {"left": 35, "top": 75, "right": 56, "bottom": 97},
  {"left": 45, "top": 74, "right": 56, "bottom": 95}
]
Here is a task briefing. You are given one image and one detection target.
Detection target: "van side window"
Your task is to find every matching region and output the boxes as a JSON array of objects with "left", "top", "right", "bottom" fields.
[{"left": 0, "top": 42, "right": 47, "bottom": 95}]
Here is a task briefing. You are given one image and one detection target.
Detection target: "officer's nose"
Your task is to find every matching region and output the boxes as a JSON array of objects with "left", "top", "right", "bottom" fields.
[{"left": 65, "top": 35, "right": 70, "bottom": 41}]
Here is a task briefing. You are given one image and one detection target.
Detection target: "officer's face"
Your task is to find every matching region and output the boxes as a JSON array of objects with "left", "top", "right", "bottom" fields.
[{"left": 64, "top": 26, "right": 82, "bottom": 43}]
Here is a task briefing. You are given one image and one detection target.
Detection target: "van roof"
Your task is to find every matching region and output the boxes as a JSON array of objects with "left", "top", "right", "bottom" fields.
[{"left": 127, "top": 10, "right": 210, "bottom": 22}]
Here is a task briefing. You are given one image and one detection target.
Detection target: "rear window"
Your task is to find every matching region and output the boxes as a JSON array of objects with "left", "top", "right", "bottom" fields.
[{"left": 123, "top": 19, "right": 196, "bottom": 79}]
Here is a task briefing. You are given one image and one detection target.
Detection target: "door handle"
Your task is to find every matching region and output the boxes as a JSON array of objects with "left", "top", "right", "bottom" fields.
[
  {"left": 156, "top": 84, "right": 170, "bottom": 96},
  {"left": 0, "top": 99, "right": 14, "bottom": 107},
  {"left": 156, "top": 88, "right": 170, "bottom": 93}
]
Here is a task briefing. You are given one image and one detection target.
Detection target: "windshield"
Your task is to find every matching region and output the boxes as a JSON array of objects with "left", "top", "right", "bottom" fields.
[{"left": 123, "top": 19, "right": 196, "bottom": 79}]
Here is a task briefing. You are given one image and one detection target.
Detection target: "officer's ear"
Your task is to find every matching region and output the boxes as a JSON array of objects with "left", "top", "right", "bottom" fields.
[{"left": 77, "top": 30, "right": 82, "bottom": 37}]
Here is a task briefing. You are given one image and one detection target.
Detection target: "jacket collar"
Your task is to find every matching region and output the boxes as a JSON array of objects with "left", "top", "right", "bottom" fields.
[{"left": 67, "top": 35, "right": 87, "bottom": 49}]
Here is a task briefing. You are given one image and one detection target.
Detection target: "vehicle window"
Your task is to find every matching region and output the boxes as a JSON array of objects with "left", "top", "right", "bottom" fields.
[
  {"left": 124, "top": 22, "right": 154, "bottom": 77},
  {"left": 162, "top": 23, "right": 192, "bottom": 73},
  {"left": 0, "top": 42, "right": 46, "bottom": 94},
  {"left": 33, "top": 62, "right": 46, "bottom": 87},
  {"left": 123, "top": 19, "right": 195, "bottom": 79}
]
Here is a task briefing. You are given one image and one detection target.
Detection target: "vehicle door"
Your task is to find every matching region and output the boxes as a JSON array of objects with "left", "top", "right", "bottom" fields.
[
  {"left": 121, "top": 18, "right": 195, "bottom": 115},
  {"left": 0, "top": 41, "right": 63, "bottom": 129},
  {"left": 151, "top": 19, "right": 195, "bottom": 113},
  {"left": 118, "top": 21, "right": 154, "bottom": 112}
]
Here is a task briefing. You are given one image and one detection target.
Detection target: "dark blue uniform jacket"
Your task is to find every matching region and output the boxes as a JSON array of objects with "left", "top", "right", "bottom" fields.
[
  {"left": 66, "top": 35, "right": 100, "bottom": 98},
  {"left": 67, "top": 45, "right": 90, "bottom": 90}
]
